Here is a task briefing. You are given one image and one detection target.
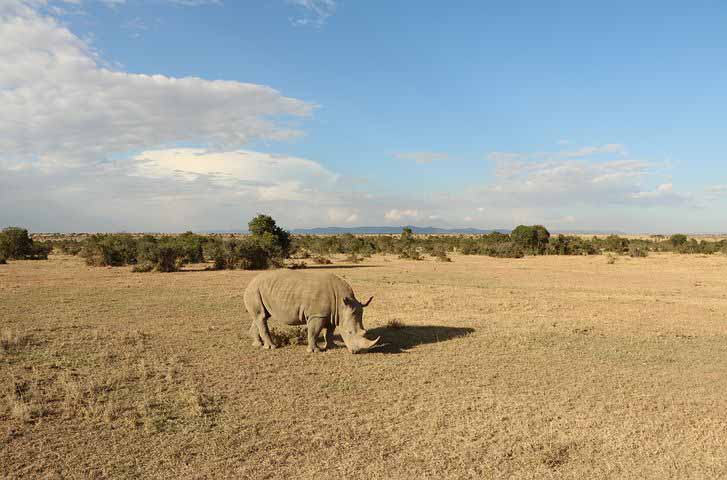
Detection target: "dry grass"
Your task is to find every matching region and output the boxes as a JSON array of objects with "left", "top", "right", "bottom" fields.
[
  {"left": 385, "top": 318, "right": 405, "bottom": 329},
  {"left": 2, "top": 252, "right": 727, "bottom": 478}
]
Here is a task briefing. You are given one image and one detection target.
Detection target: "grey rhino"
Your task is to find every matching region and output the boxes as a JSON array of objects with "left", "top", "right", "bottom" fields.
[{"left": 243, "top": 270, "right": 381, "bottom": 354}]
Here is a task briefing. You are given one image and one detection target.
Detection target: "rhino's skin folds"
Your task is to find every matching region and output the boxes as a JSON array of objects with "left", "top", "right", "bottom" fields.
[{"left": 243, "top": 270, "right": 379, "bottom": 354}]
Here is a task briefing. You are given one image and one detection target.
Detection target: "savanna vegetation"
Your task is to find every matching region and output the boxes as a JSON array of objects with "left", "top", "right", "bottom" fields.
[{"left": 5, "top": 219, "right": 727, "bottom": 273}]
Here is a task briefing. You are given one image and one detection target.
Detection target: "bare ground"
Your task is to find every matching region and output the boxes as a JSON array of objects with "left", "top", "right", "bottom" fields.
[{"left": 2, "top": 253, "right": 727, "bottom": 479}]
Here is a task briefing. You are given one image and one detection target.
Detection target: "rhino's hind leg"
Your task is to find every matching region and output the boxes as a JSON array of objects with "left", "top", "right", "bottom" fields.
[
  {"left": 306, "top": 317, "right": 326, "bottom": 353},
  {"left": 254, "top": 313, "right": 277, "bottom": 349},
  {"left": 249, "top": 320, "right": 263, "bottom": 348}
]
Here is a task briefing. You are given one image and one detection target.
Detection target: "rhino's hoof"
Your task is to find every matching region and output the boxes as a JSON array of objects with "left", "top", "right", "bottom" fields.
[
  {"left": 263, "top": 343, "right": 277, "bottom": 350},
  {"left": 251, "top": 340, "right": 263, "bottom": 348},
  {"left": 307, "top": 347, "right": 321, "bottom": 353}
]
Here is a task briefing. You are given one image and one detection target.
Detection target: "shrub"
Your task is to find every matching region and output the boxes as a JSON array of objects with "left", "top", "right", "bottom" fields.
[
  {"left": 606, "top": 254, "right": 617, "bottom": 264},
  {"left": 312, "top": 255, "right": 332, "bottom": 265},
  {"left": 54, "top": 240, "right": 83, "bottom": 256},
  {"left": 547, "top": 235, "right": 598, "bottom": 255},
  {"left": 131, "top": 263, "right": 155, "bottom": 273},
  {"left": 248, "top": 214, "right": 291, "bottom": 261},
  {"left": 0, "top": 227, "right": 49, "bottom": 260},
  {"left": 80, "top": 234, "right": 138, "bottom": 266},
  {"left": 170, "top": 232, "right": 206, "bottom": 263},
  {"left": 602, "top": 235, "right": 629, "bottom": 253},
  {"left": 399, "top": 248, "right": 423, "bottom": 260},
  {"left": 430, "top": 246, "right": 452, "bottom": 262},
  {"left": 205, "top": 238, "right": 271, "bottom": 270},
  {"left": 152, "top": 245, "right": 183, "bottom": 272},
  {"left": 0, "top": 227, "right": 34, "bottom": 259},
  {"left": 670, "top": 234, "right": 688, "bottom": 248},
  {"left": 28, "top": 241, "right": 52, "bottom": 260},
  {"left": 511, "top": 225, "right": 550, "bottom": 254},
  {"left": 628, "top": 245, "right": 648, "bottom": 257},
  {"left": 482, "top": 242, "right": 525, "bottom": 258}
]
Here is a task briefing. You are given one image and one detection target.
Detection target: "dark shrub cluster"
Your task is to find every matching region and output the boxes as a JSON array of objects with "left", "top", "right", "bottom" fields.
[
  {"left": 80, "top": 234, "right": 139, "bottom": 267},
  {"left": 0, "top": 227, "right": 52, "bottom": 262},
  {"left": 53, "top": 239, "right": 83, "bottom": 255},
  {"left": 77, "top": 233, "right": 211, "bottom": 271},
  {"left": 511, "top": 225, "right": 550, "bottom": 254},
  {"left": 547, "top": 235, "right": 598, "bottom": 255},
  {"left": 204, "top": 238, "right": 271, "bottom": 270}
]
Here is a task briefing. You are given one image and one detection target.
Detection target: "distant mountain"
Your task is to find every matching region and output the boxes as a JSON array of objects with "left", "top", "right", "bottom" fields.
[{"left": 291, "top": 225, "right": 510, "bottom": 235}]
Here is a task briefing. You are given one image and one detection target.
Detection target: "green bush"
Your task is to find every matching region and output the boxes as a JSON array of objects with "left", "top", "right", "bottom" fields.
[
  {"left": 547, "top": 235, "right": 598, "bottom": 255},
  {"left": 628, "top": 245, "right": 648, "bottom": 257},
  {"left": 248, "top": 214, "right": 291, "bottom": 261},
  {"left": 28, "top": 241, "right": 52, "bottom": 260},
  {"left": 54, "top": 240, "right": 83, "bottom": 255},
  {"left": 0, "top": 227, "right": 50, "bottom": 261},
  {"left": 481, "top": 242, "right": 525, "bottom": 258},
  {"left": 205, "top": 238, "right": 271, "bottom": 270},
  {"left": 601, "top": 235, "right": 629, "bottom": 253},
  {"left": 511, "top": 225, "right": 550, "bottom": 254},
  {"left": 131, "top": 263, "right": 155, "bottom": 273},
  {"left": 137, "top": 238, "right": 185, "bottom": 272},
  {"left": 80, "top": 234, "right": 138, "bottom": 266},
  {"left": 670, "top": 234, "right": 688, "bottom": 248}
]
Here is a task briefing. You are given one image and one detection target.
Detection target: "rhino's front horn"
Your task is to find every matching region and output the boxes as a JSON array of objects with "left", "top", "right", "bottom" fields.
[{"left": 347, "top": 334, "right": 381, "bottom": 354}]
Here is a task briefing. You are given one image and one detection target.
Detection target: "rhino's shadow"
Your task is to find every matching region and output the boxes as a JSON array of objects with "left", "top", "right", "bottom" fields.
[{"left": 364, "top": 325, "right": 475, "bottom": 354}]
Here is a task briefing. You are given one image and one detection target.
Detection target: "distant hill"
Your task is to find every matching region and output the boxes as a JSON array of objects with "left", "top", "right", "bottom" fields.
[{"left": 290, "top": 225, "right": 510, "bottom": 235}]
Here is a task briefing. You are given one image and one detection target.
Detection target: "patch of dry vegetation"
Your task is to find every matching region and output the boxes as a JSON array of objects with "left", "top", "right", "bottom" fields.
[{"left": 3, "top": 253, "right": 727, "bottom": 478}]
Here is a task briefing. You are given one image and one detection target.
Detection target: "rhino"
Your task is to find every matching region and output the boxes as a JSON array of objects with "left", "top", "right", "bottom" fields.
[{"left": 243, "top": 270, "right": 381, "bottom": 354}]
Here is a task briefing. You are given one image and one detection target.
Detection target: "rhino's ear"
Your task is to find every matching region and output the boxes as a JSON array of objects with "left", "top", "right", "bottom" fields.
[{"left": 361, "top": 296, "right": 373, "bottom": 307}]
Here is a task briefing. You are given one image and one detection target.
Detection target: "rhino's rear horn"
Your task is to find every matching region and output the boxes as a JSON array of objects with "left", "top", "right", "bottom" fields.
[{"left": 361, "top": 296, "right": 373, "bottom": 307}]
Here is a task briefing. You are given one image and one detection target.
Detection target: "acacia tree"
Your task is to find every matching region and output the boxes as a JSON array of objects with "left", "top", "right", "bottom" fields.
[
  {"left": 511, "top": 225, "right": 550, "bottom": 254},
  {"left": 669, "top": 234, "right": 688, "bottom": 248},
  {"left": 248, "top": 214, "right": 291, "bottom": 260}
]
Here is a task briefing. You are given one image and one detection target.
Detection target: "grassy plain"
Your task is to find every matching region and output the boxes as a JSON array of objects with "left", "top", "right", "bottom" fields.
[{"left": 2, "top": 252, "right": 727, "bottom": 479}]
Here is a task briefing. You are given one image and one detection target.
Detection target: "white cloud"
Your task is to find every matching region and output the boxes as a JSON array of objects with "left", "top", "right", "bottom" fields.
[
  {"left": 487, "top": 144, "right": 627, "bottom": 163},
  {"left": 384, "top": 209, "right": 419, "bottom": 221},
  {"left": 327, "top": 208, "right": 359, "bottom": 224},
  {"left": 132, "top": 148, "right": 339, "bottom": 202},
  {"left": 289, "top": 0, "right": 336, "bottom": 27},
  {"left": 629, "top": 183, "right": 690, "bottom": 206},
  {"left": 0, "top": 2, "right": 314, "bottom": 170},
  {"left": 393, "top": 151, "right": 449, "bottom": 164},
  {"left": 481, "top": 147, "right": 687, "bottom": 208}
]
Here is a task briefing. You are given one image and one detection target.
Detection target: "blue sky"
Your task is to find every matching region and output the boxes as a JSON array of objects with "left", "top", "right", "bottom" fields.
[{"left": 1, "top": 0, "right": 726, "bottom": 232}]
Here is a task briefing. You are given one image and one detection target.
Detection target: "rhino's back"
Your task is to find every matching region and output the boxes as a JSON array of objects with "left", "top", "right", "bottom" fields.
[{"left": 245, "top": 270, "right": 352, "bottom": 325}]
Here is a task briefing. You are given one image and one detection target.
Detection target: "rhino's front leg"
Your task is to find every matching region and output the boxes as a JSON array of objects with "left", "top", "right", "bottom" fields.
[
  {"left": 306, "top": 317, "right": 326, "bottom": 353},
  {"left": 322, "top": 325, "right": 335, "bottom": 351}
]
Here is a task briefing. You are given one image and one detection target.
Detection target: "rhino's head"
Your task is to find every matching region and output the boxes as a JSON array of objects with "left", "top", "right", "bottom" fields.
[{"left": 340, "top": 296, "right": 380, "bottom": 354}]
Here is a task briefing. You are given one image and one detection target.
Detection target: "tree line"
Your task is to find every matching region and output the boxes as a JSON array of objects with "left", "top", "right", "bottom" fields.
[{"left": 2, "top": 220, "right": 726, "bottom": 271}]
